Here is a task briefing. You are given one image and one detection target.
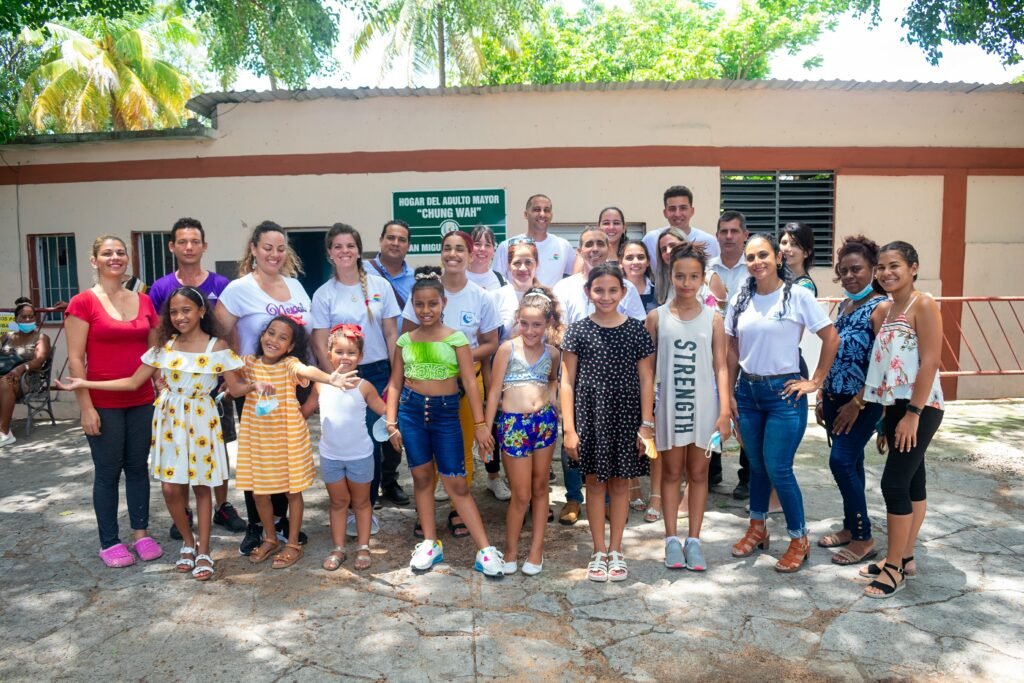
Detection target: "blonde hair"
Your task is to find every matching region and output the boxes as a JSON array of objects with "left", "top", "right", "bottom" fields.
[
  {"left": 238, "top": 221, "right": 304, "bottom": 278},
  {"left": 92, "top": 234, "right": 127, "bottom": 257},
  {"left": 518, "top": 284, "right": 564, "bottom": 347}
]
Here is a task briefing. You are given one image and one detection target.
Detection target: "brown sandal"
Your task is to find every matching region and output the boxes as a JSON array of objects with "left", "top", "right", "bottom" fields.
[
  {"left": 249, "top": 540, "right": 279, "bottom": 564},
  {"left": 775, "top": 536, "right": 810, "bottom": 573},
  {"left": 272, "top": 543, "right": 304, "bottom": 569},
  {"left": 832, "top": 545, "right": 877, "bottom": 566},
  {"left": 354, "top": 544, "right": 371, "bottom": 571},
  {"left": 817, "top": 532, "right": 851, "bottom": 548},
  {"left": 731, "top": 520, "right": 769, "bottom": 558}
]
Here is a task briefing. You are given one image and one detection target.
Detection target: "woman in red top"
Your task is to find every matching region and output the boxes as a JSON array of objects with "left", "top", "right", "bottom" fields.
[{"left": 66, "top": 235, "right": 162, "bottom": 568}]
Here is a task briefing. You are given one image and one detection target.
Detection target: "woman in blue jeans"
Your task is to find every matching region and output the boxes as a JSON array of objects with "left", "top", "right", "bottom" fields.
[
  {"left": 725, "top": 233, "right": 838, "bottom": 573},
  {"left": 815, "top": 236, "right": 887, "bottom": 565}
]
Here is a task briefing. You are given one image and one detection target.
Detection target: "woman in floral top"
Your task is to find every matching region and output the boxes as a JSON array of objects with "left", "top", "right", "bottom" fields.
[
  {"left": 815, "top": 236, "right": 888, "bottom": 566},
  {"left": 861, "top": 241, "right": 944, "bottom": 599}
]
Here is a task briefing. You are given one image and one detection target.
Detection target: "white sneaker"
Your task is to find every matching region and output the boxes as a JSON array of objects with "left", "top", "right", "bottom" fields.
[
  {"left": 434, "top": 478, "right": 449, "bottom": 501},
  {"left": 0, "top": 432, "right": 16, "bottom": 447},
  {"left": 346, "top": 513, "right": 380, "bottom": 538},
  {"left": 410, "top": 540, "right": 444, "bottom": 571},
  {"left": 486, "top": 477, "right": 512, "bottom": 501},
  {"left": 474, "top": 546, "right": 505, "bottom": 577}
]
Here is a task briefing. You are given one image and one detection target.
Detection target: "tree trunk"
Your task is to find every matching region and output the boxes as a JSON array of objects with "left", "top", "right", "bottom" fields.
[{"left": 437, "top": 10, "right": 445, "bottom": 88}]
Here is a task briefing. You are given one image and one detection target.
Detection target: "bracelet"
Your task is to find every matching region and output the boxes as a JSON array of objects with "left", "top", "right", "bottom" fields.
[
  {"left": 384, "top": 419, "right": 398, "bottom": 425},
  {"left": 906, "top": 404, "right": 923, "bottom": 416},
  {"left": 473, "top": 421, "right": 487, "bottom": 428},
  {"left": 852, "top": 396, "right": 865, "bottom": 410},
  {"left": 641, "top": 420, "right": 655, "bottom": 429},
  {"left": 387, "top": 427, "right": 400, "bottom": 437}
]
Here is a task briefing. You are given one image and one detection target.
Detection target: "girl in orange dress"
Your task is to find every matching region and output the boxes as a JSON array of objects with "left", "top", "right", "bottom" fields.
[{"left": 236, "top": 315, "right": 353, "bottom": 569}]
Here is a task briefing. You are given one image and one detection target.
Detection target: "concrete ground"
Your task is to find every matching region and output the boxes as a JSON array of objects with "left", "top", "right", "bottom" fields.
[{"left": 1, "top": 399, "right": 1022, "bottom": 682}]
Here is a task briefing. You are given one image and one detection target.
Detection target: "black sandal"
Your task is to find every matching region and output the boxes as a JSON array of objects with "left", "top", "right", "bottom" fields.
[
  {"left": 864, "top": 562, "right": 905, "bottom": 599},
  {"left": 447, "top": 510, "right": 470, "bottom": 538},
  {"left": 859, "top": 556, "right": 914, "bottom": 578}
]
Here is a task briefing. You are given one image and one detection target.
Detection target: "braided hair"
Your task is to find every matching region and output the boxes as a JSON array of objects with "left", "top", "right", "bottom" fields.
[
  {"left": 326, "top": 223, "right": 373, "bottom": 323},
  {"left": 730, "top": 233, "right": 794, "bottom": 332}
]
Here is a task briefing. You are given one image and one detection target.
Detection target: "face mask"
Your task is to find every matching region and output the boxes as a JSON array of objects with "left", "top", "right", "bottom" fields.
[
  {"left": 16, "top": 322, "right": 37, "bottom": 333},
  {"left": 254, "top": 395, "right": 279, "bottom": 417},
  {"left": 844, "top": 283, "right": 876, "bottom": 301}
]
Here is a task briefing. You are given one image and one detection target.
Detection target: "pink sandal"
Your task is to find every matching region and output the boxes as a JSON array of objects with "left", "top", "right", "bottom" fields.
[
  {"left": 98, "top": 543, "right": 136, "bottom": 568},
  {"left": 132, "top": 536, "right": 164, "bottom": 562}
]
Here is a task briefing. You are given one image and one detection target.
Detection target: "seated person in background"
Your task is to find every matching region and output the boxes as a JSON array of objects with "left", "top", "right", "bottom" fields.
[{"left": 0, "top": 297, "right": 52, "bottom": 446}]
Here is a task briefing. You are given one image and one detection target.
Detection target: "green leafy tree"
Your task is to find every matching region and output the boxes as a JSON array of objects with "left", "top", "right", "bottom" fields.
[
  {"left": 1, "top": 33, "right": 44, "bottom": 142},
  {"left": 17, "top": 2, "right": 198, "bottom": 133},
  {"left": 191, "top": 0, "right": 340, "bottom": 90},
  {"left": 852, "top": 0, "right": 1022, "bottom": 66},
  {"left": 354, "top": 0, "right": 541, "bottom": 87},
  {"left": 0, "top": 0, "right": 149, "bottom": 34},
  {"left": 481, "top": 0, "right": 847, "bottom": 84}
]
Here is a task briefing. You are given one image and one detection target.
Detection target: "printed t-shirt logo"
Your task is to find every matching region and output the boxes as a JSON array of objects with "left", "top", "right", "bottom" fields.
[{"left": 460, "top": 311, "right": 476, "bottom": 326}]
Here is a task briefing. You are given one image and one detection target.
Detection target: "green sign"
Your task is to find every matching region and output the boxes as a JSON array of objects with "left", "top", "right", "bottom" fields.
[{"left": 392, "top": 189, "right": 506, "bottom": 254}]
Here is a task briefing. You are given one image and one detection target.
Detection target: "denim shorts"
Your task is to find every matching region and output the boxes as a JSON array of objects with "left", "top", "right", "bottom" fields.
[
  {"left": 498, "top": 405, "right": 558, "bottom": 458},
  {"left": 320, "top": 455, "right": 375, "bottom": 485},
  {"left": 398, "top": 387, "right": 465, "bottom": 477}
]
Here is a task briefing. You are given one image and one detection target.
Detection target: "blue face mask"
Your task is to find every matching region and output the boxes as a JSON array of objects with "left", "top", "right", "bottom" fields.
[
  {"left": 255, "top": 396, "right": 279, "bottom": 417},
  {"left": 16, "top": 322, "right": 37, "bottom": 334},
  {"left": 844, "top": 283, "right": 876, "bottom": 301}
]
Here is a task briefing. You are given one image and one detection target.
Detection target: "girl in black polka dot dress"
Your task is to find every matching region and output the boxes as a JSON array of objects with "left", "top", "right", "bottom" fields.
[{"left": 560, "top": 263, "right": 656, "bottom": 583}]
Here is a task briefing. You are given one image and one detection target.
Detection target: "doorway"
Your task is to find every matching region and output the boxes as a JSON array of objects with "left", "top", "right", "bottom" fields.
[{"left": 286, "top": 229, "right": 331, "bottom": 299}]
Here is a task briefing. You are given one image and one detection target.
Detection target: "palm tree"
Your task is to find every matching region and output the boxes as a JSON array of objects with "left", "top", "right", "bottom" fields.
[
  {"left": 17, "top": 3, "right": 198, "bottom": 133},
  {"left": 354, "top": 0, "right": 539, "bottom": 88}
]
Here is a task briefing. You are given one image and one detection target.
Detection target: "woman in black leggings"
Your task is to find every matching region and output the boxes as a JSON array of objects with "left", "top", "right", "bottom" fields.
[{"left": 861, "top": 241, "right": 944, "bottom": 598}]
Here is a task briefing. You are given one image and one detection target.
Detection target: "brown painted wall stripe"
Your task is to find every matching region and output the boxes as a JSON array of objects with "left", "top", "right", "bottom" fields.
[
  {"left": 939, "top": 171, "right": 968, "bottom": 401},
  {"left": 2, "top": 146, "right": 1024, "bottom": 186}
]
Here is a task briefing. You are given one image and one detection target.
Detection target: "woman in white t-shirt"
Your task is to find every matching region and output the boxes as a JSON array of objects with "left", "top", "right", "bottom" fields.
[
  {"left": 310, "top": 223, "right": 401, "bottom": 513},
  {"left": 402, "top": 230, "right": 502, "bottom": 519},
  {"left": 725, "top": 233, "right": 838, "bottom": 574},
  {"left": 466, "top": 225, "right": 507, "bottom": 292},
  {"left": 214, "top": 221, "right": 312, "bottom": 555}
]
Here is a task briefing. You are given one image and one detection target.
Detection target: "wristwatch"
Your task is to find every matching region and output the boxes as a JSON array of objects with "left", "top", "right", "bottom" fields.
[{"left": 906, "top": 404, "right": 923, "bottom": 416}]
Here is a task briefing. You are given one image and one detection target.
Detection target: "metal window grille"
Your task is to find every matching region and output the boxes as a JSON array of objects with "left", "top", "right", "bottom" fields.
[
  {"left": 134, "top": 232, "right": 175, "bottom": 285},
  {"left": 30, "top": 234, "right": 79, "bottom": 322},
  {"left": 720, "top": 171, "right": 835, "bottom": 267}
]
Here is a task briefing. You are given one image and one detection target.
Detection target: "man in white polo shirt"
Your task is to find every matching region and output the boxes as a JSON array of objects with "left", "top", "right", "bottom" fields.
[
  {"left": 705, "top": 210, "right": 752, "bottom": 498},
  {"left": 642, "top": 185, "right": 720, "bottom": 265},
  {"left": 494, "top": 194, "right": 575, "bottom": 286}
]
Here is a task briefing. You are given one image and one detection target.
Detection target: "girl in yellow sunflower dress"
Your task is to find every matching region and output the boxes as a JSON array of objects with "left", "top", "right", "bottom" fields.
[{"left": 59, "top": 288, "right": 271, "bottom": 581}]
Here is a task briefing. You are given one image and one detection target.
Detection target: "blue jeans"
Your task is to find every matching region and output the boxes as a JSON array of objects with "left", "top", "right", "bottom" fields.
[
  {"left": 85, "top": 404, "right": 154, "bottom": 549},
  {"left": 822, "top": 392, "right": 882, "bottom": 541},
  {"left": 398, "top": 388, "right": 465, "bottom": 477},
  {"left": 561, "top": 445, "right": 584, "bottom": 503},
  {"left": 736, "top": 372, "right": 808, "bottom": 539}
]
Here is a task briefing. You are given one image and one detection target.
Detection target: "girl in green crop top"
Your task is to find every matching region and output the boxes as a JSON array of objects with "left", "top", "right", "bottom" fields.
[{"left": 385, "top": 268, "right": 505, "bottom": 577}]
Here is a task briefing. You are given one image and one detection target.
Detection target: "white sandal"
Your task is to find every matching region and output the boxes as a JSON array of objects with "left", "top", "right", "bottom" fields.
[
  {"left": 192, "top": 554, "right": 215, "bottom": 581},
  {"left": 175, "top": 546, "right": 196, "bottom": 572},
  {"left": 587, "top": 551, "right": 609, "bottom": 582},
  {"left": 607, "top": 551, "right": 628, "bottom": 582}
]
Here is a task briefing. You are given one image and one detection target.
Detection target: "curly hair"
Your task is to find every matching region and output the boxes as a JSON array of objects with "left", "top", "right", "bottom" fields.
[
  {"left": 730, "top": 233, "right": 794, "bottom": 333},
  {"left": 411, "top": 266, "right": 445, "bottom": 297},
  {"left": 517, "top": 284, "right": 565, "bottom": 346},
  {"left": 254, "top": 315, "right": 310, "bottom": 363},
  {"left": 157, "top": 287, "right": 216, "bottom": 346},
  {"left": 238, "top": 221, "right": 304, "bottom": 278},
  {"left": 833, "top": 234, "right": 886, "bottom": 295}
]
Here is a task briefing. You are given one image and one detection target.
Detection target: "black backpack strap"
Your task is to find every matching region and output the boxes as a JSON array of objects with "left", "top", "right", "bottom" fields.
[
  {"left": 493, "top": 270, "right": 507, "bottom": 287},
  {"left": 369, "top": 258, "right": 406, "bottom": 309}
]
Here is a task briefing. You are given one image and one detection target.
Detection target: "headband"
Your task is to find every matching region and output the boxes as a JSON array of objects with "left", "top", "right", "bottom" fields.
[
  {"left": 523, "top": 288, "right": 552, "bottom": 303},
  {"left": 329, "top": 323, "right": 364, "bottom": 339},
  {"left": 415, "top": 272, "right": 442, "bottom": 281}
]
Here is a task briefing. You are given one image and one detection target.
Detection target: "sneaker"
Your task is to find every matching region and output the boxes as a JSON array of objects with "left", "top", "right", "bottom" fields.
[
  {"left": 733, "top": 481, "right": 750, "bottom": 500},
  {"left": 169, "top": 508, "right": 193, "bottom": 541},
  {"left": 434, "top": 478, "right": 449, "bottom": 501},
  {"left": 213, "top": 502, "right": 247, "bottom": 532},
  {"left": 684, "top": 538, "right": 707, "bottom": 572},
  {"left": 274, "top": 517, "right": 309, "bottom": 545},
  {"left": 486, "top": 477, "right": 512, "bottom": 501},
  {"left": 474, "top": 546, "right": 505, "bottom": 577},
  {"left": 410, "top": 540, "right": 444, "bottom": 571},
  {"left": 239, "top": 523, "right": 263, "bottom": 556},
  {"left": 665, "top": 537, "right": 685, "bottom": 569},
  {"left": 0, "top": 431, "right": 16, "bottom": 447},
  {"left": 346, "top": 513, "right": 380, "bottom": 538}
]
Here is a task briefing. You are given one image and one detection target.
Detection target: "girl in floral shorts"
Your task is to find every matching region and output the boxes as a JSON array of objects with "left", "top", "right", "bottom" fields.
[{"left": 484, "top": 286, "right": 563, "bottom": 576}]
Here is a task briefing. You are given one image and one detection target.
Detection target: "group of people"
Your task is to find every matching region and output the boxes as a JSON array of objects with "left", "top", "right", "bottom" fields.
[{"left": 55, "top": 185, "right": 942, "bottom": 599}]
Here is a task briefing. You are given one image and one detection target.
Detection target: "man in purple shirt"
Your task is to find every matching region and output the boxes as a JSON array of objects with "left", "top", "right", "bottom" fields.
[{"left": 150, "top": 218, "right": 246, "bottom": 538}]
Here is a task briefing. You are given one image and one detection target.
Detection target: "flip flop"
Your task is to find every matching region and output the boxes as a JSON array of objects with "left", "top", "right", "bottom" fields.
[{"left": 832, "top": 546, "right": 878, "bottom": 566}]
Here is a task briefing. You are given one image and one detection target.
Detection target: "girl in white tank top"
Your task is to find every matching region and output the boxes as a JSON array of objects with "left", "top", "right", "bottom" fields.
[{"left": 646, "top": 242, "right": 733, "bottom": 572}]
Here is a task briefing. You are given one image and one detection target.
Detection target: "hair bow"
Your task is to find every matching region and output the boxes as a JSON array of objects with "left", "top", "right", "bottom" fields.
[
  {"left": 330, "top": 323, "right": 364, "bottom": 339},
  {"left": 284, "top": 314, "right": 306, "bottom": 327}
]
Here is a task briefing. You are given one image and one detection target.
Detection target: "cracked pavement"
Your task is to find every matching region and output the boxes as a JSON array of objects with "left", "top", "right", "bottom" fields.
[{"left": 1, "top": 399, "right": 1022, "bottom": 681}]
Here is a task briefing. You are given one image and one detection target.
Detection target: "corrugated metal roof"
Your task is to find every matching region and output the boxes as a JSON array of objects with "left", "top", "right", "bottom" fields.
[{"left": 186, "top": 79, "right": 1024, "bottom": 118}]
